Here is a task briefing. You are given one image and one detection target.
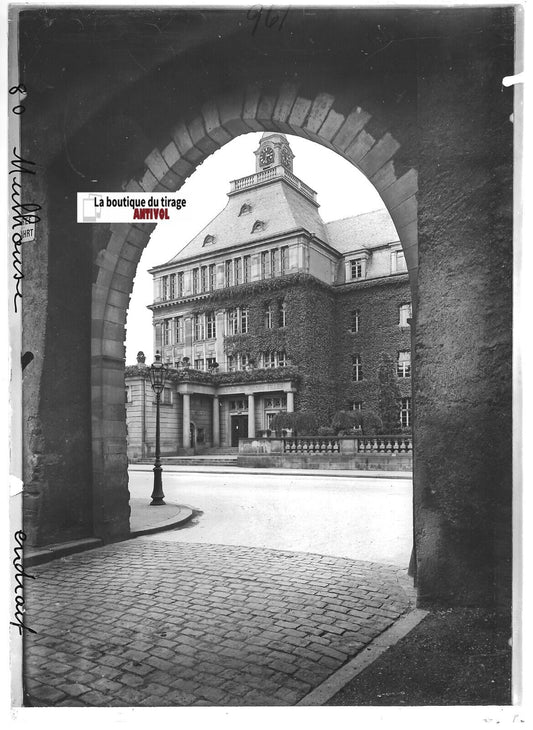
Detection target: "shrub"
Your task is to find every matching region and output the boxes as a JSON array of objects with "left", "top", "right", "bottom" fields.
[
  {"left": 271, "top": 411, "right": 318, "bottom": 437},
  {"left": 317, "top": 426, "right": 336, "bottom": 437},
  {"left": 331, "top": 409, "right": 363, "bottom": 434},
  {"left": 361, "top": 410, "right": 383, "bottom": 436}
]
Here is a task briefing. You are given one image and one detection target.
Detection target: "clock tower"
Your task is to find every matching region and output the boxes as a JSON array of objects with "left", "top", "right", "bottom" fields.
[{"left": 254, "top": 132, "right": 294, "bottom": 173}]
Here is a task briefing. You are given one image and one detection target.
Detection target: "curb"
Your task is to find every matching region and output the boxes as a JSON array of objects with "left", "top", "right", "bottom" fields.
[
  {"left": 297, "top": 608, "right": 429, "bottom": 706},
  {"left": 25, "top": 505, "right": 195, "bottom": 567},
  {"left": 128, "top": 506, "right": 195, "bottom": 538},
  {"left": 129, "top": 466, "right": 412, "bottom": 480}
]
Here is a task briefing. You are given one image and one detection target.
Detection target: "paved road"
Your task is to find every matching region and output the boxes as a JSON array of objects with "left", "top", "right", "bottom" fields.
[
  {"left": 25, "top": 542, "right": 410, "bottom": 707},
  {"left": 128, "top": 469, "right": 413, "bottom": 567}
]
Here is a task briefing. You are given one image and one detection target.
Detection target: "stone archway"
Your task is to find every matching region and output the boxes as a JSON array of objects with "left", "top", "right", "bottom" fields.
[
  {"left": 91, "top": 83, "right": 419, "bottom": 547},
  {"left": 20, "top": 7, "right": 513, "bottom": 609}
]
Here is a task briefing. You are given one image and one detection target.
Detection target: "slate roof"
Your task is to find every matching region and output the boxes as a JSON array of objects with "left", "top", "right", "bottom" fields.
[
  {"left": 325, "top": 208, "right": 400, "bottom": 253},
  {"left": 162, "top": 181, "right": 399, "bottom": 267},
  {"left": 165, "top": 179, "right": 330, "bottom": 265}
]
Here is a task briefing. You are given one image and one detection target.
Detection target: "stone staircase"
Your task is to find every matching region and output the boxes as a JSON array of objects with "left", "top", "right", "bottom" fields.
[{"left": 134, "top": 446, "right": 239, "bottom": 467}]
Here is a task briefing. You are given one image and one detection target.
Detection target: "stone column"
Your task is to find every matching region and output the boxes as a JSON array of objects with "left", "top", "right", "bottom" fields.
[
  {"left": 286, "top": 390, "right": 294, "bottom": 413},
  {"left": 247, "top": 394, "right": 255, "bottom": 438},
  {"left": 212, "top": 395, "right": 220, "bottom": 447},
  {"left": 182, "top": 392, "right": 191, "bottom": 448}
]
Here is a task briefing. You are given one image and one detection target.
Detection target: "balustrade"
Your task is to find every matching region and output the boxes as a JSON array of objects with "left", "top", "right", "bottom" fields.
[
  {"left": 230, "top": 166, "right": 317, "bottom": 202},
  {"left": 356, "top": 436, "right": 412, "bottom": 454},
  {"left": 281, "top": 435, "right": 412, "bottom": 455},
  {"left": 283, "top": 437, "right": 340, "bottom": 454}
]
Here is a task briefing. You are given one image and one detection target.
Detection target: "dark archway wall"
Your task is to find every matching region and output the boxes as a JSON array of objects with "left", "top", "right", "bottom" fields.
[{"left": 19, "top": 7, "right": 514, "bottom": 609}]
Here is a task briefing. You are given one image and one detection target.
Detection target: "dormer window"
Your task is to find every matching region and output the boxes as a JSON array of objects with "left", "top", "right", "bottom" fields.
[
  {"left": 252, "top": 220, "right": 265, "bottom": 233},
  {"left": 203, "top": 234, "right": 215, "bottom": 246},
  {"left": 239, "top": 203, "right": 252, "bottom": 216}
]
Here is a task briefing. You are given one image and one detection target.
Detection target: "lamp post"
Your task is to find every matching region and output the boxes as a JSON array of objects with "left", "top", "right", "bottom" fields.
[{"left": 149, "top": 350, "right": 168, "bottom": 505}]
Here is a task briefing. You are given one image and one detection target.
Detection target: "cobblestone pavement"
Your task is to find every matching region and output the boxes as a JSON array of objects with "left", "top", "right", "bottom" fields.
[{"left": 24, "top": 539, "right": 411, "bottom": 707}]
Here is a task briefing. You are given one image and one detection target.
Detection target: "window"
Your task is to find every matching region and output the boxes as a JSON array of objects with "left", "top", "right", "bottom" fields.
[
  {"left": 227, "top": 308, "right": 238, "bottom": 335},
  {"left": 225, "top": 260, "right": 233, "bottom": 287},
  {"left": 252, "top": 220, "right": 265, "bottom": 233},
  {"left": 227, "top": 354, "right": 235, "bottom": 372},
  {"left": 174, "top": 316, "right": 183, "bottom": 344},
  {"left": 392, "top": 249, "right": 407, "bottom": 273},
  {"left": 280, "top": 246, "right": 288, "bottom": 275},
  {"left": 208, "top": 264, "right": 216, "bottom": 291},
  {"left": 193, "top": 314, "right": 205, "bottom": 341},
  {"left": 169, "top": 274, "right": 176, "bottom": 300},
  {"left": 125, "top": 386, "right": 131, "bottom": 403},
  {"left": 203, "top": 234, "right": 215, "bottom": 246},
  {"left": 399, "top": 303, "right": 412, "bottom": 327},
  {"left": 161, "top": 276, "right": 169, "bottom": 300},
  {"left": 397, "top": 351, "right": 411, "bottom": 378},
  {"left": 163, "top": 319, "right": 172, "bottom": 346},
  {"left": 200, "top": 266, "right": 207, "bottom": 292},
  {"left": 177, "top": 272, "right": 184, "bottom": 298},
  {"left": 270, "top": 249, "right": 278, "bottom": 277},
  {"left": 241, "top": 353, "right": 251, "bottom": 370},
  {"left": 241, "top": 307, "right": 249, "bottom": 334},
  {"left": 239, "top": 203, "right": 252, "bottom": 216},
  {"left": 265, "top": 302, "right": 273, "bottom": 329},
  {"left": 265, "top": 396, "right": 287, "bottom": 409},
  {"left": 243, "top": 255, "right": 250, "bottom": 283},
  {"left": 352, "top": 354, "right": 363, "bottom": 381},
  {"left": 350, "top": 309, "right": 360, "bottom": 333},
  {"left": 261, "top": 351, "right": 285, "bottom": 368},
  {"left": 350, "top": 401, "right": 363, "bottom": 411},
  {"left": 206, "top": 312, "right": 216, "bottom": 339},
  {"left": 234, "top": 258, "right": 242, "bottom": 286},
  {"left": 260, "top": 251, "right": 268, "bottom": 279},
  {"left": 206, "top": 357, "right": 218, "bottom": 370},
  {"left": 279, "top": 300, "right": 287, "bottom": 328},
  {"left": 194, "top": 357, "right": 205, "bottom": 371},
  {"left": 230, "top": 398, "right": 246, "bottom": 410},
  {"left": 227, "top": 307, "right": 247, "bottom": 334},
  {"left": 350, "top": 259, "right": 364, "bottom": 279},
  {"left": 192, "top": 268, "right": 199, "bottom": 294},
  {"left": 400, "top": 397, "right": 411, "bottom": 427}
]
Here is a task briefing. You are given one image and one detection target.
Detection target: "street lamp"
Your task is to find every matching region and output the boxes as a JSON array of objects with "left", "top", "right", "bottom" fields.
[{"left": 149, "top": 350, "right": 168, "bottom": 505}]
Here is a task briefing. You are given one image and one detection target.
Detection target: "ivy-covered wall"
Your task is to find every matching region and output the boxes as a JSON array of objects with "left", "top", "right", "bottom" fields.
[
  {"left": 334, "top": 275, "right": 412, "bottom": 415},
  {"left": 157, "top": 272, "right": 412, "bottom": 428},
  {"left": 192, "top": 274, "right": 337, "bottom": 426}
]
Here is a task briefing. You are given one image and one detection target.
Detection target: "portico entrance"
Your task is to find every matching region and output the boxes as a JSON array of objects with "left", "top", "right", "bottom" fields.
[{"left": 231, "top": 415, "right": 248, "bottom": 448}]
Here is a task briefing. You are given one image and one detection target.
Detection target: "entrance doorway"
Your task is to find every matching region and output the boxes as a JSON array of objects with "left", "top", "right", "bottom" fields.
[{"left": 231, "top": 415, "right": 248, "bottom": 447}]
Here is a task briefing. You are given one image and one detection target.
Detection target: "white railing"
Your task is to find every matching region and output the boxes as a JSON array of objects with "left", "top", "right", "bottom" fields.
[
  {"left": 281, "top": 435, "right": 412, "bottom": 455},
  {"left": 230, "top": 166, "right": 317, "bottom": 203},
  {"left": 356, "top": 436, "right": 412, "bottom": 454},
  {"left": 284, "top": 438, "right": 340, "bottom": 454}
]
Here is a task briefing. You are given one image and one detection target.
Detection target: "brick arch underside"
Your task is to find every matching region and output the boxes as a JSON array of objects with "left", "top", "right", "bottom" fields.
[{"left": 91, "top": 83, "right": 418, "bottom": 540}]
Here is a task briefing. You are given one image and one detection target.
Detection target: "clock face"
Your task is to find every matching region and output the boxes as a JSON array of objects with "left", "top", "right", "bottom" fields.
[
  {"left": 259, "top": 146, "right": 274, "bottom": 166},
  {"left": 281, "top": 146, "right": 291, "bottom": 167}
]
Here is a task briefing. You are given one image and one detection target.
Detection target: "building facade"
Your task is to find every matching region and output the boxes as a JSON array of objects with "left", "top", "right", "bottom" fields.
[{"left": 126, "top": 133, "right": 412, "bottom": 458}]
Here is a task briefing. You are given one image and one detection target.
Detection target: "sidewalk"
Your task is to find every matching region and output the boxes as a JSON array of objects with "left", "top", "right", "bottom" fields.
[
  {"left": 129, "top": 463, "right": 412, "bottom": 480},
  {"left": 325, "top": 606, "right": 512, "bottom": 706}
]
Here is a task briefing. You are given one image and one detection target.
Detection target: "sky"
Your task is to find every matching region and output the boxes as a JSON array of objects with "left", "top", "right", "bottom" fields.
[{"left": 125, "top": 132, "right": 387, "bottom": 364}]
